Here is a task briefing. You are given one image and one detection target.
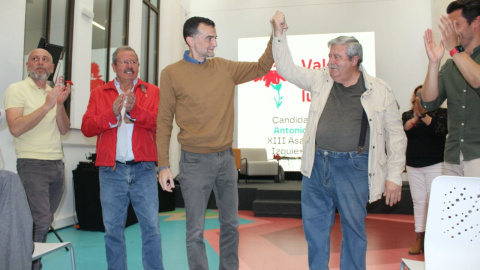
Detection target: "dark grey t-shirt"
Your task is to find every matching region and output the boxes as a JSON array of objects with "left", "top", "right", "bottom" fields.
[{"left": 315, "top": 73, "right": 370, "bottom": 152}]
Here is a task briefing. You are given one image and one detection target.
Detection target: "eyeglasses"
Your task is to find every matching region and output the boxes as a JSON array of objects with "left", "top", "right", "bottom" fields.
[{"left": 116, "top": 60, "right": 137, "bottom": 65}]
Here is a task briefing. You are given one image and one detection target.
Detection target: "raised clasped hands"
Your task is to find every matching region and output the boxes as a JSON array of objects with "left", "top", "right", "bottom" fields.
[{"left": 270, "top": 11, "right": 288, "bottom": 37}]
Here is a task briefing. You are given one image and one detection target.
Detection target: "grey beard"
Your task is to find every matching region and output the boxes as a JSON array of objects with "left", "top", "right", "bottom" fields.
[{"left": 29, "top": 68, "right": 50, "bottom": 81}]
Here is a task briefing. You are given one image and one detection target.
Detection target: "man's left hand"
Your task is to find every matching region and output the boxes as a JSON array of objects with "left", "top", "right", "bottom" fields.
[
  {"left": 57, "top": 84, "right": 71, "bottom": 105},
  {"left": 124, "top": 90, "right": 136, "bottom": 112},
  {"left": 383, "top": 180, "right": 401, "bottom": 206}
]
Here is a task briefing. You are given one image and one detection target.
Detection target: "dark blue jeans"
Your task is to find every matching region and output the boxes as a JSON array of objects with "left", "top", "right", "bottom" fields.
[
  {"left": 302, "top": 149, "right": 369, "bottom": 270},
  {"left": 99, "top": 161, "right": 164, "bottom": 270}
]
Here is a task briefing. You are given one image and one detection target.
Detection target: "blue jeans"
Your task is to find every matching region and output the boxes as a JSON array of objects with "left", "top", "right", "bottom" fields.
[
  {"left": 179, "top": 149, "right": 239, "bottom": 270},
  {"left": 302, "top": 149, "right": 369, "bottom": 270},
  {"left": 99, "top": 162, "right": 164, "bottom": 270}
]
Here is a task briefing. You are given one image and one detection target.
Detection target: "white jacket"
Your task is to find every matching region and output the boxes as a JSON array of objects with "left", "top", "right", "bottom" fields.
[{"left": 273, "top": 33, "right": 406, "bottom": 203}]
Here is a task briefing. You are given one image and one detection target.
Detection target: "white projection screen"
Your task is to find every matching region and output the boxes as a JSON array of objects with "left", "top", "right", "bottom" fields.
[{"left": 238, "top": 32, "right": 375, "bottom": 171}]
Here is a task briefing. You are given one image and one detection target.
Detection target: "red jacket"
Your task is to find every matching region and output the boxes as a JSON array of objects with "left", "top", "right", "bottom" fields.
[{"left": 81, "top": 79, "right": 159, "bottom": 167}]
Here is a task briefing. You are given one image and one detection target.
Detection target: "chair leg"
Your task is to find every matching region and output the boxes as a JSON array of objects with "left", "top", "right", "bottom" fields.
[
  {"left": 67, "top": 243, "right": 76, "bottom": 270},
  {"left": 400, "top": 261, "right": 413, "bottom": 270},
  {"left": 49, "top": 226, "right": 69, "bottom": 251}
]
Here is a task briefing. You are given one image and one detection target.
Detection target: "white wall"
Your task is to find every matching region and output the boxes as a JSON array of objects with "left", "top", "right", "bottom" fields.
[
  {"left": 0, "top": 0, "right": 26, "bottom": 173},
  {"left": 0, "top": 0, "right": 452, "bottom": 227},
  {"left": 158, "top": 0, "right": 189, "bottom": 176}
]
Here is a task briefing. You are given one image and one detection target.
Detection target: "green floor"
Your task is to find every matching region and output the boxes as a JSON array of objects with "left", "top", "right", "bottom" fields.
[{"left": 42, "top": 209, "right": 254, "bottom": 270}]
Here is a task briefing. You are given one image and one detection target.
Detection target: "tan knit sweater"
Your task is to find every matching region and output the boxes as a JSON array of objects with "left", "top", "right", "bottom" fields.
[{"left": 156, "top": 38, "right": 273, "bottom": 167}]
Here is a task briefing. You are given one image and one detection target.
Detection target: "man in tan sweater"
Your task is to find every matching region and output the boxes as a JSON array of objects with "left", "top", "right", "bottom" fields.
[{"left": 157, "top": 16, "right": 273, "bottom": 270}]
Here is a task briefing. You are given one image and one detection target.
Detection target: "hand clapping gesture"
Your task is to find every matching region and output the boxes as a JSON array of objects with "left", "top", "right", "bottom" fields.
[
  {"left": 45, "top": 83, "right": 71, "bottom": 110},
  {"left": 124, "top": 90, "right": 136, "bottom": 112},
  {"left": 424, "top": 29, "right": 445, "bottom": 64}
]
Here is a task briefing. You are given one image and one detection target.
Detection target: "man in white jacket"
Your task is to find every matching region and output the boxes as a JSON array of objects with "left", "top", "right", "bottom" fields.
[{"left": 271, "top": 12, "right": 406, "bottom": 270}]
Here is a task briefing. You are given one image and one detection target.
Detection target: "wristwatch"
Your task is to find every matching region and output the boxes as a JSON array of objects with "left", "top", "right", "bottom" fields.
[
  {"left": 419, "top": 113, "right": 426, "bottom": 119},
  {"left": 450, "top": 45, "right": 465, "bottom": 57}
]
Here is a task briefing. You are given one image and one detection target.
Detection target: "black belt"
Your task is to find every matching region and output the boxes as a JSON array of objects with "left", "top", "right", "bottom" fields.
[{"left": 115, "top": 160, "right": 141, "bottom": 166}]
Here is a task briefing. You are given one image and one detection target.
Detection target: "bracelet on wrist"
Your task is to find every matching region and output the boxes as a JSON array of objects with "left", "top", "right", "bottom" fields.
[{"left": 450, "top": 45, "right": 465, "bottom": 57}]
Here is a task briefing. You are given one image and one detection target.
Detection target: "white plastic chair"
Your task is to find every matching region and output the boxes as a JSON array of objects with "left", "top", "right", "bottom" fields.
[
  {"left": 400, "top": 176, "right": 480, "bottom": 270},
  {"left": 32, "top": 242, "right": 76, "bottom": 269}
]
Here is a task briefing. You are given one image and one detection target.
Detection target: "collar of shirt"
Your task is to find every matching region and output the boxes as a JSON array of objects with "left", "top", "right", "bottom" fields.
[
  {"left": 472, "top": 44, "right": 480, "bottom": 57},
  {"left": 26, "top": 77, "right": 51, "bottom": 92},
  {"left": 183, "top": 50, "right": 206, "bottom": 64},
  {"left": 114, "top": 77, "right": 138, "bottom": 92}
]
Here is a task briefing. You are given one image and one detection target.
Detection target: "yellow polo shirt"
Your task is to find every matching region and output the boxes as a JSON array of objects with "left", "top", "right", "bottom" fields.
[{"left": 3, "top": 77, "right": 63, "bottom": 160}]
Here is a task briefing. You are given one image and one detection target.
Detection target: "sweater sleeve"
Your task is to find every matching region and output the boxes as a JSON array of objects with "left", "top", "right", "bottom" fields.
[
  {"left": 156, "top": 69, "right": 175, "bottom": 167},
  {"left": 226, "top": 37, "right": 275, "bottom": 85}
]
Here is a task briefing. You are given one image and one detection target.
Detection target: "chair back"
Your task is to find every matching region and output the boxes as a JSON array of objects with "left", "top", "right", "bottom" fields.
[
  {"left": 424, "top": 176, "right": 480, "bottom": 269},
  {"left": 240, "top": 148, "right": 268, "bottom": 162}
]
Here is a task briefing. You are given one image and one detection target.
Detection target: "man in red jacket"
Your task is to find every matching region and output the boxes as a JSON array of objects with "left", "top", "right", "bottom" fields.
[{"left": 81, "top": 46, "right": 164, "bottom": 270}]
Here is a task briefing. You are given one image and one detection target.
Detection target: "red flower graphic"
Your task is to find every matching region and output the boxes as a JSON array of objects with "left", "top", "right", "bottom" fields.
[
  {"left": 254, "top": 70, "right": 285, "bottom": 87},
  {"left": 90, "top": 62, "right": 106, "bottom": 91}
]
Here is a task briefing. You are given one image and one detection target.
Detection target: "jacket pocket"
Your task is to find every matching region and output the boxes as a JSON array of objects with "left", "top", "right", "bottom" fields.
[{"left": 378, "top": 153, "right": 387, "bottom": 166}]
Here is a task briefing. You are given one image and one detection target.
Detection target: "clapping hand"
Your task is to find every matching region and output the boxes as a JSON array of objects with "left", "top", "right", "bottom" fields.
[{"left": 424, "top": 29, "right": 445, "bottom": 64}]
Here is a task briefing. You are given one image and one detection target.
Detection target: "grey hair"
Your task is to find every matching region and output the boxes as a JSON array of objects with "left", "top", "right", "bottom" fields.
[
  {"left": 327, "top": 36, "right": 363, "bottom": 66},
  {"left": 112, "top": 46, "right": 139, "bottom": 64}
]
